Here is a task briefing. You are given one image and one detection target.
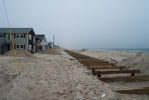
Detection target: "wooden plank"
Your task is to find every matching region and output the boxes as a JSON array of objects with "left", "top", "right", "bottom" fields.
[
  {"left": 94, "top": 70, "right": 140, "bottom": 75},
  {"left": 89, "top": 65, "right": 114, "bottom": 68},
  {"left": 93, "top": 70, "right": 140, "bottom": 77},
  {"left": 99, "top": 76, "right": 149, "bottom": 82},
  {"left": 69, "top": 55, "right": 92, "bottom": 59},
  {"left": 76, "top": 57, "right": 93, "bottom": 59},
  {"left": 89, "top": 66, "right": 127, "bottom": 70},
  {"left": 65, "top": 50, "right": 93, "bottom": 59},
  {"left": 69, "top": 59, "right": 76, "bottom": 61},
  {"left": 83, "top": 63, "right": 115, "bottom": 66},
  {"left": 79, "top": 59, "right": 104, "bottom": 61},
  {"left": 80, "top": 61, "right": 109, "bottom": 64},
  {"left": 116, "top": 88, "right": 149, "bottom": 95}
]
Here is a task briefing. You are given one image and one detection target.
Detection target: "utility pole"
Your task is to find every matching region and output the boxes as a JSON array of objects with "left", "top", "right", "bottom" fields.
[{"left": 53, "top": 34, "right": 55, "bottom": 48}]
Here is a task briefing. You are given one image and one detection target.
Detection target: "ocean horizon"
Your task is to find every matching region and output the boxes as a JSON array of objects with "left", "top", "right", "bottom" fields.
[{"left": 88, "top": 48, "right": 149, "bottom": 53}]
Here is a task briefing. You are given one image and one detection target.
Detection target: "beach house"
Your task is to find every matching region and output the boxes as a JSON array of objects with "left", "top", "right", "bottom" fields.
[
  {"left": 0, "top": 28, "right": 36, "bottom": 54},
  {"left": 35, "top": 34, "right": 48, "bottom": 51}
]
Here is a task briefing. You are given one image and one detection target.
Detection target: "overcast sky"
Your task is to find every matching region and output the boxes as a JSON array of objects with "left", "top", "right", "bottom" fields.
[{"left": 0, "top": 0, "right": 149, "bottom": 49}]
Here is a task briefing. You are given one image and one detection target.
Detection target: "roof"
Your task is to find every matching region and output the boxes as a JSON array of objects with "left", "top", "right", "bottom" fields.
[
  {"left": 0, "top": 28, "right": 34, "bottom": 33},
  {"left": 35, "top": 34, "right": 47, "bottom": 42}
]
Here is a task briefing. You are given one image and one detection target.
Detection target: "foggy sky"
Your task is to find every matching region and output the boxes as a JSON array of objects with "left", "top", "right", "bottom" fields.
[{"left": 0, "top": 0, "right": 149, "bottom": 49}]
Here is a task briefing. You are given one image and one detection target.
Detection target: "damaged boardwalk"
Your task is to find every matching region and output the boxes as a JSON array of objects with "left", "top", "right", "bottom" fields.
[{"left": 64, "top": 50, "right": 149, "bottom": 95}]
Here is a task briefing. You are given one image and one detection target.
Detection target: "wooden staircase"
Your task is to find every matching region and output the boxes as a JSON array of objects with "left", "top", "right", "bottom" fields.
[{"left": 64, "top": 50, "right": 149, "bottom": 95}]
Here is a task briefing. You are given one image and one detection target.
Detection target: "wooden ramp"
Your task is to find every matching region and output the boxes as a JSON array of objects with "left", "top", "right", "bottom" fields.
[
  {"left": 99, "top": 76, "right": 149, "bottom": 82},
  {"left": 116, "top": 88, "right": 149, "bottom": 95}
]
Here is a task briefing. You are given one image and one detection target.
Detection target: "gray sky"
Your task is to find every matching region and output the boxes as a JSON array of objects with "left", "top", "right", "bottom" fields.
[{"left": 0, "top": 0, "right": 149, "bottom": 49}]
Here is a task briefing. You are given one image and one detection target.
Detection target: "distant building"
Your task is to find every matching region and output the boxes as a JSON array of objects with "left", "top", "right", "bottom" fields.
[
  {"left": 35, "top": 34, "right": 48, "bottom": 51},
  {"left": 48, "top": 41, "right": 53, "bottom": 49},
  {"left": 0, "top": 28, "right": 36, "bottom": 54}
]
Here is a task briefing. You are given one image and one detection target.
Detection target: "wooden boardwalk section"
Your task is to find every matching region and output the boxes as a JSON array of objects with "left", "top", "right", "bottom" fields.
[{"left": 116, "top": 88, "right": 149, "bottom": 95}]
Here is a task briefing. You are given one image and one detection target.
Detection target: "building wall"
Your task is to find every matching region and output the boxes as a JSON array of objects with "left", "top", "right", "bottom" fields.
[
  {"left": 0, "top": 29, "right": 36, "bottom": 54},
  {"left": 28, "top": 30, "right": 35, "bottom": 53},
  {"left": 0, "top": 33, "right": 28, "bottom": 54},
  {"left": 11, "top": 33, "right": 28, "bottom": 50},
  {"left": 0, "top": 33, "right": 10, "bottom": 54},
  {"left": 0, "top": 33, "right": 7, "bottom": 45}
]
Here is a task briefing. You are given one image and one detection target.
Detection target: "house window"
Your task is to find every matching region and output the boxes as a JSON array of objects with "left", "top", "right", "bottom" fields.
[
  {"left": 0, "top": 34, "right": 3, "bottom": 37},
  {"left": 15, "top": 44, "right": 25, "bottom": 49},
  {"left": 16, "top": 34, "right": 20, "bottom": 38},
  {"left": 29, "top": 34, "right": 32, "bottom": 40},
  {"left": 20, "top": 45, "right": 24, "bottom": 49},
  {"left": 20, "top": 34, "right": 24, "bottom": 38},
  {"left": 29, "top": 44, "right": 32, "bottom": 50},
  {"left": 15, "top": 34, "right": 24, "bottom": 38},
  {"left": 8, "top": 34, "right": 10, "bottom": 40},
  {"left": 16, "top": 45, "right": 20, "bottom": 49}
]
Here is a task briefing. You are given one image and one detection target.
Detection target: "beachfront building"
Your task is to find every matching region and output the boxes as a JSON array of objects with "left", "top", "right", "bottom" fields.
[
  {"left": 48, "top": 41, "right": 53, "bottom": 49},
  {"left": 35, "top": 34, "right": 48, "bottom": 51},
  {"left": 0, "top": 28, "right": 36, "bottom": 54}
]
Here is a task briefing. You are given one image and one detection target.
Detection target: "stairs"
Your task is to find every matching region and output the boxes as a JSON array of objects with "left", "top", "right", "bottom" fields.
[{"left": 64, "top": 50, "right": 149, "bottom": 95}]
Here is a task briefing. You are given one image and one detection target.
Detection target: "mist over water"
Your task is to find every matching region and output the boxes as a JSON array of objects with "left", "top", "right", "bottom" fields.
[{"left": 89, "top": 48, "right": 149, "bottom": 53}]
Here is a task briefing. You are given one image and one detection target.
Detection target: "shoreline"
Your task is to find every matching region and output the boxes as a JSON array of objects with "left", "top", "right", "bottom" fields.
[{"left": 75, "top": 48, "right": 149, "bottom": 54}]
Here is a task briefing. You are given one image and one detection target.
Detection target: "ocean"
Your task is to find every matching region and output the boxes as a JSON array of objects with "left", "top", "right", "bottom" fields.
[{"left": 93, "top": 48, "right": 149, "bottom": 53}]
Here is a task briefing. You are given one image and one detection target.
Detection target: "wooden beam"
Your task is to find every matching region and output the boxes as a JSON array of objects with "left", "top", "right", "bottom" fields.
[
  {"left": 116, "top": 88, "right": 149, "bottom": 95},
  {"left": 99, "top": 76, "right": 149, "bottom": 82},
  {"left": 89, "top": 66, "right": 127, "bottom": 70},
  {"left": 79, "top": 60, "right": 108, "bottom": 63},
  {"left": 94, "top": 70, "right": 140, "bottom": 77},
  {"left": 94, "top": 70, "right": 140, "bottom": 74},
  {"left": 83, "top": 63, "right": 115, "bottom": 67},
  {"left": 79, "top": 59, "right": 104, "bottom": 62}
]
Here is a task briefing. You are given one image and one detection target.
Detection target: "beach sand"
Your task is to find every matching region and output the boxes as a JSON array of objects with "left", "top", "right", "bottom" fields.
[
  {"left": 0, "top": 49, "right": 148, "bottom": 100},
  {"left": 76, "top": 49, "right": 149, "bottom": 99}
]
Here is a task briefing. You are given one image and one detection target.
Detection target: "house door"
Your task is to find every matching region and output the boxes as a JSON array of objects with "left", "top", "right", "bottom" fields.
[{"left": 8, "top": 44, "right": 10, "bottom": 50}]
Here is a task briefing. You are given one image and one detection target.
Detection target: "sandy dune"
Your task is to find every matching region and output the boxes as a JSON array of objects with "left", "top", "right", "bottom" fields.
[
  {"left": 0, "top": 49, "right": 121, "bottom": 100},
  {"left": 75, "top": 49, "right": 149, "bottom": 100}
]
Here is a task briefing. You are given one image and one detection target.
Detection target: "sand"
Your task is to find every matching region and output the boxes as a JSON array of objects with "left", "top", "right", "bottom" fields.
[
  {"left": 3, "top": 50, "right": 34, "bottom": 57},
  {"left": 75, "top": 49, "right": 149, "bottom": 99},
  {"left": 0, "top": 49, "right": 148, "bottom": 100},
  {"left": 0, "top": 49, "right": 121, "bottom": 100},
  {"left": 76, "top": 49, "right": 149, "bottom": 75},
  {"left": 118, "top": 52, "right": 149, "bottom": 75},
  {"left": 39, "top": 49, "right": 61, "bottom": 55},
  {"left": 76, "top": 49, "right": 134, "bottom": 63}
]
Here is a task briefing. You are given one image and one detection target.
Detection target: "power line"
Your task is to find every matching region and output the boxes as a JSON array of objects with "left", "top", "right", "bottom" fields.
[
  {"left": 2, "top": 0, "right": 21, "bottom": 74},
  {"left": 3, "top": 0, "right": 10, "bottom": 27}
]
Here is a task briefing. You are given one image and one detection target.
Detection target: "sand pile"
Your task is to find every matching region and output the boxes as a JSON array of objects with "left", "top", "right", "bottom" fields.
[
  {"left": 4, "top": 50, "right": 33, "bottom": 57},
  {"left": 77, "top": 49, "right": 133, "bottom": 63},
  {"left": 118, "top": 52, "right": 149, "bottom": 75},
  {"left": 1, "top": 49, "right": 149, "bottom": 100},
  {"left": 79, "top": 48, "right": 88, "bottom": 52},
  {"left": 41, "top": 49, "right": 61, "bottom": 55},
  {"left": 0, "top": 50, "right": 121, "bottom": 100}
]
